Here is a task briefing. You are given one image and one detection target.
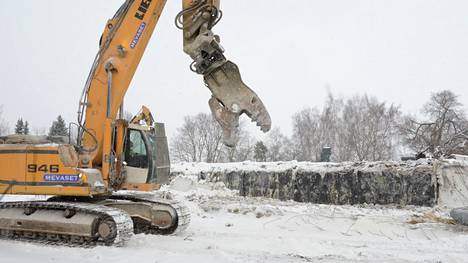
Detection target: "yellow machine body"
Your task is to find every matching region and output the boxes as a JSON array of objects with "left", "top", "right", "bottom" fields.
[
  {"left": 0, "top": 0, "right": 269, "bottom": 199},
  {"left": 0, "top": 144, "right": 104, "bottom": 196}
]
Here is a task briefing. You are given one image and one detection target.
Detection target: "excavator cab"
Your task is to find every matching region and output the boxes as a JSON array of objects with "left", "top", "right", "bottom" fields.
[{"left": 122, "top": 122, "right": 170, "bottom": 191}]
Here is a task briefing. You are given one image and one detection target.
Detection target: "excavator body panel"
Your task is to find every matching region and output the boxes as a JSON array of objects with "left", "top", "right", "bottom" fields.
[
  {"left": 0, "top": 121, "right": 170, "bottom": 196},
  {"left": 0, "top": 143, "right": 107, "bottom": 197}
]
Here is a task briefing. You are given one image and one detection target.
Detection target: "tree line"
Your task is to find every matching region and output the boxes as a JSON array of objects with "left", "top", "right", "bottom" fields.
[
  {"left": 1, "top": 89, "right": 466, "bottom": 162},
  {"left": 170, "top": 90, "right": 468, "bottom": 163},
  {"left": 0, "top": 113, "right": 68, "bottom": 137}
]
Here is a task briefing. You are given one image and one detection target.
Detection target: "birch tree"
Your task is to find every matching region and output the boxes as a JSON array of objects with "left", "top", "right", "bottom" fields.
[
  {"left": 291, "top": 93, "right": 400, "bottom": 162},
  {"left": 171, "top": 113, "right": 254, "bottom": 163},
  {"left": 0, "top": 106, "right": 8, "bottom": 136}
]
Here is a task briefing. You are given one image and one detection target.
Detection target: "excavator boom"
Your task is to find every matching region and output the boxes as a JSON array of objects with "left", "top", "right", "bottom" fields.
[
  {"left": 79, "top": 0, "right": 168, "bottom": 164},
  {"left": 79, "top": 0, "right": 271, "bottom": 157}
]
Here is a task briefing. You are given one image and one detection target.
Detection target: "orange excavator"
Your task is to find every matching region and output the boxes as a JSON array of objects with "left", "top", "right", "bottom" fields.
[{"left": 0, "top": 0, "right": 270, "bottom": 246}]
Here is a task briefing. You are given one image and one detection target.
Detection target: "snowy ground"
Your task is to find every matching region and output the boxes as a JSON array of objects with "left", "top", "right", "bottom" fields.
[{"left": 2, "top": 176, "right": 468, "bottom": 263}]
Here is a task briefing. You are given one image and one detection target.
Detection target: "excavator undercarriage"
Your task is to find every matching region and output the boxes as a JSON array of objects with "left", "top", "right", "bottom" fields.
[
  {"left": 0, "top": 191, "right": 190, "bottom": 246},
  {"left": 0, "top": 201, "right": 134, "bottom": 246}
]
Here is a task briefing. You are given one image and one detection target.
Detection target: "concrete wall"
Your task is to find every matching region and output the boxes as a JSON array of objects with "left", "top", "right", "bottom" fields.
[
  {"left": 435, "top": 157, "right": 468, "bottom": 208},
  {"left": 171, "top": 161, "right": 438, "bottom": 206}
]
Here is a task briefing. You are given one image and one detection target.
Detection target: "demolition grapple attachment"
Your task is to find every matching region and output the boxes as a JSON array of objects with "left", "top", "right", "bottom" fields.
[{"left": 176, "top": 0, "right": 271, "bottom": 146}]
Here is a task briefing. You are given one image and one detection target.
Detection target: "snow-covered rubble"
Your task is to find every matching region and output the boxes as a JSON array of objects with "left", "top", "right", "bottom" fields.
[{"left": 160, "top": 169, "right": 468, "bottom": 262}]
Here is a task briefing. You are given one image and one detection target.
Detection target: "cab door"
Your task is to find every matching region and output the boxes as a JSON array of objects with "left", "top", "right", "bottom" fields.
[{"left": 124, "top": 129, "right": 149, "bottom": 184}]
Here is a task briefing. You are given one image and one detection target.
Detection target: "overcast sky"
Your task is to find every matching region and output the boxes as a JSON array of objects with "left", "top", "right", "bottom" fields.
[{"left": 0, "top": 0, "right": 467, "bottom": 139}]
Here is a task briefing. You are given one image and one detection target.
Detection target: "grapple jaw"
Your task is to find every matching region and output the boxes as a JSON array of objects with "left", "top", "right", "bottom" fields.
[
  {"left": 206, "top": 61, "right": 271, "bottom": 146},
  {"left": 178, "top": 0, "right": 271, "bottom": 146}
]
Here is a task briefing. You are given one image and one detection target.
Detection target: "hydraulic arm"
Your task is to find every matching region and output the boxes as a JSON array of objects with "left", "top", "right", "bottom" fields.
[
  {"left": 79, "top": 0, "right": 271, "bottom": 166},
  {"left": 78, "top": 0, "right": 168, "bottom": 166}
]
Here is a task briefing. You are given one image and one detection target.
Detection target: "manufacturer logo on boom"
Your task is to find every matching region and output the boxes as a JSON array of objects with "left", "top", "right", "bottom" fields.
[{"left": 135, "top": 0, "right": 152, "bottom": 20}]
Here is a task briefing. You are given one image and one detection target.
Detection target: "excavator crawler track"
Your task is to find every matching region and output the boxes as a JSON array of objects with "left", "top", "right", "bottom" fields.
[
  {"left": 108, "top": 191, "right": 190, "bottom": 235},
  {"left": 0, "top": 201, "right": 133, "bottom": 247}
]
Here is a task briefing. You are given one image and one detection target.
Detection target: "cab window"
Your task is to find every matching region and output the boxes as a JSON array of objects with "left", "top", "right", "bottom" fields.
[{"left": 125, "top": 129, "right": 148, "bottom": 168}]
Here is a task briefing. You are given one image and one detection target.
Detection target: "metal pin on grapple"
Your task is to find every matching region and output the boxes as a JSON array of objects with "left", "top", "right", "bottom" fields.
[{"left": 177, "top": 0, "right": 271, "bottom": 146}]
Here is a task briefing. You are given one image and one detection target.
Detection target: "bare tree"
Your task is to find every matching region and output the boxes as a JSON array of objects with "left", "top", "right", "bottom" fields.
[
  {"left": 291, "top": 93, "right": 400, "bottom": 162},
  {"left": 171, "top": 113, "right": 223, "bottom": 162},
  {"left": 292, "top": 108, "right": 321, "bottom": 161},
  {"left": 171, "top": 113, "right": 255, "bottom": 163},
  {"left": 400, "top": 90, "right": 467, "bottom": 157},
  {"left": 317, "top": 94, "right": 350, "bottom": 161},
  {"left": 265, "top": 127, "right": 294, "bottom": 161},
  {"left": 341, "top": 95, "right": 400, "bottom": 161},
  {"left": 254, "top": 141, "right": 268, "bottom": 162},
  {"left": 221, "top": 121, "right": 255, "bottom": 162},
  {"left": 0, "top": 105, "right": 9, "bottom": 136},
  {"left": 171, "top": 115, "right": 201, "bottom": 162}
]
